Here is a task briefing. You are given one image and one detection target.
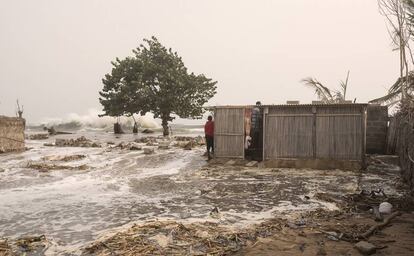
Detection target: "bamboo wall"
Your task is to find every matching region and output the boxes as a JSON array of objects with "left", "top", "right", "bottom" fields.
[
  {"left": 215, "top": 104, "right": 367, "bottom": 163},
  {"left": 264, "top": 105, "right": 366, "bottom": 161}
]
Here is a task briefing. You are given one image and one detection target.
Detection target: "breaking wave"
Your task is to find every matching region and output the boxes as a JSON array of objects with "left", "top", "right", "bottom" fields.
[{"left": 35, "top": 109, "right": 160, "bottom": 131}]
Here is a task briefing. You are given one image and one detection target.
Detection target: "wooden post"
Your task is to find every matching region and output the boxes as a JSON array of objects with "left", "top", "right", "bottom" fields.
[
  {"left": 262, "top": 107, "right": 268, "bottom": 162},
  {"left": 361, "top": 106, "right": 367, "bottom": 169},
  {"left": 312, "top": 106, "right": 317, "bottom": 159}
]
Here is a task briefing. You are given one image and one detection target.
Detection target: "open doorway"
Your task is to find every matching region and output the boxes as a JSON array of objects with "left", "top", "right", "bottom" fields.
[{"left": 244, "top": 104, "right": 263, "bottom": 161}]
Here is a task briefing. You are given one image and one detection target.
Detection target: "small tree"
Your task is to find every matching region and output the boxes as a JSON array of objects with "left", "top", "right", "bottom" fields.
[
  {"left": 301, "top": 71, "right": 351, "bottom": 103},
  {"left": 99, "top": 37, "right": 217, "bottom": 136},
  {"left": 16, "top": 99, "right": 23, "bottom": 118}
]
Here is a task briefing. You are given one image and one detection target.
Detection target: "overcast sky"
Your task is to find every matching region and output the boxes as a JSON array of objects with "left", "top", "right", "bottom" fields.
[{"left": 0, "top": 0, "right": 399, "bottom": 123}]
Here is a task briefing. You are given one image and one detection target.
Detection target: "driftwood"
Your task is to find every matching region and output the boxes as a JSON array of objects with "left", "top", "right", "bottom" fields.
[{"left": 358, "top": 211, "right": 401, "bottom": 239}]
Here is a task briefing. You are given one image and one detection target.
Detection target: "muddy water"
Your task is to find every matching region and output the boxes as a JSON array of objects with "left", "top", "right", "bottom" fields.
[{"left": 0, "top": 132, "right": 403, "bottom": 255}]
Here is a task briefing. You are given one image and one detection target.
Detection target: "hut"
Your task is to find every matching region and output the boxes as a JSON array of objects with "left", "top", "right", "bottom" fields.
[{"left": 213, "top": 103, "right": 367, "bottom": 170}]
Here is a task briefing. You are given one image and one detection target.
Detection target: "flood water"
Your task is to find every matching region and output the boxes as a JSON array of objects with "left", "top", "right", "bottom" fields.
[{"left": 0, "top": 130, "right": 402, "bottom": 255}]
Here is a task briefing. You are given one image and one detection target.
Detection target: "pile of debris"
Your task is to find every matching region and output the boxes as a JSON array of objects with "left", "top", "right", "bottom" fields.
[
  {"left": 54, "top": 136, "right": 101, "bottom": 148},
  {"left": 26, "top": 162, "right": 89, "bottom": 172},
  {"left": 0, "top": 235, "right": 49, "bottom": 256},
  {"left": 83, "top": 218, "right": 284, "bottom": 256}
]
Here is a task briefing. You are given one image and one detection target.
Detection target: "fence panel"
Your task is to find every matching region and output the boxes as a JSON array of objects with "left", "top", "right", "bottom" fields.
[
  {"left": 264, "top": 106, "right": 314, "bottom": 159},
  {"left": 315, "top": 106, "right": 364, "bottom": 160},
  {"left": 214, "top": 107, "right": 245, "bottom": 158}
]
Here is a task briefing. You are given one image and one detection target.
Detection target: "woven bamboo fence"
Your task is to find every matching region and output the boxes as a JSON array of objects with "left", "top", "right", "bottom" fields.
[
  {"left": 214, "top": 104, "right": 367, "bottom": 162},
  {"left": 264, "top": 104, "right": 366, "bottom": 161}
]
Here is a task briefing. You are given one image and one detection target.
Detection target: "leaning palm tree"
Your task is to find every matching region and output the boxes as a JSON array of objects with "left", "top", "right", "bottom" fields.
[
  {"left": 370, "top": 72, "right": 414, "bottom": 106},
  {"left": 301, "top": 71, "right": 351, "bottom": 103}
]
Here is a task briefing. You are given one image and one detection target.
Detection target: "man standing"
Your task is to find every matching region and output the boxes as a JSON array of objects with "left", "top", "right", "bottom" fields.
[{"left": 204, "top": 115, "right": 214, "bottom": 160}]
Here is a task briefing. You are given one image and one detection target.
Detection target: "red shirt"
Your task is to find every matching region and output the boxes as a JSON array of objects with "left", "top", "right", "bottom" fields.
[{"left": 204, "top": 120, "right": 214, "bottom": 137}]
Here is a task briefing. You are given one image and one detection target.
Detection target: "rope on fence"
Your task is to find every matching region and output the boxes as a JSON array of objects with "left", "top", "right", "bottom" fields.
[{"left": 0, "top": 136, "right": 25, "bottom": 144}]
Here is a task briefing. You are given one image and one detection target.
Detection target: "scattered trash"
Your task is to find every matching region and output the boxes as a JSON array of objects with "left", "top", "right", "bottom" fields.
[
  {"left": 323, "top": 231, "right": 343, "bottom": 241},
  {"left": 379, "top": 202, "right": 393, "bottom": 214},
  {"left": 354, "top": 241, "right": 376, "bottom": 255}
]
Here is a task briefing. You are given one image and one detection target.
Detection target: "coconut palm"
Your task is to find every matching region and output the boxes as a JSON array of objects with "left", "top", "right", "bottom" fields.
[
  {"left": 301, "top": 71, "right": 351, "bottom": 103},
  {"left": 369, "top": 72, "right": 414, "bottom": 106}
]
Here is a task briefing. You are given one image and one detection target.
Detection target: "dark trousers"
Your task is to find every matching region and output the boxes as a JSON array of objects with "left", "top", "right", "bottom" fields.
[{"left": 205, "top": 135, "right": 214, "bottom": 155}]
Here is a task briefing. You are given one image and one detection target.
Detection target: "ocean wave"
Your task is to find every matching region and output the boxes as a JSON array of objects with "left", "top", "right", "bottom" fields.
[{"left": 31, "top": 109, "right": 160, "bottom": 131}]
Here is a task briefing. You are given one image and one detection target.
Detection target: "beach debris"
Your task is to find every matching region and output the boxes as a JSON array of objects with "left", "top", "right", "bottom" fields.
[
  {"left": 354, "top": 241, "right": 376, "bottom": 255},
  {"left": 55, "top": 136, "right": 101, "bottom": 147},
  {"left": 15, "top": 235, "right": 48, "bottom": 253},
  {"left": 43, "top": 142, "right": 54, "bottom": 147},
  {"left": 0, "top": 238, "right": 13, "bottom": 256},
  {"left": 143, "top": 147, "right": 155, "bottom": 155},
  {"left": 321, "top": 231, "right": 342, "bottom": 241},
  {"left": 358, "top": 211, "right": 401, "bottom": 239},
  {"left": 42, "top": 154, "right": 86, "bottom": 162},
  {"left": 26, "top": 162, "right": 89, "bottom": 172},
  {"left": 83, "top": 220, "right": 264, "bottom": 256},
  {"left": 27, "top": 133, "right": 49, "bottom": 140},
  {"left": 379, "top": 202, "right": 393, "bottom": 214}
]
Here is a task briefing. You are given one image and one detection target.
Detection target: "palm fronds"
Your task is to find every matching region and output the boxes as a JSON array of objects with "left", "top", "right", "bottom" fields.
[{"left": 301, "top": 77, "right": 335, "bottom": 103}]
